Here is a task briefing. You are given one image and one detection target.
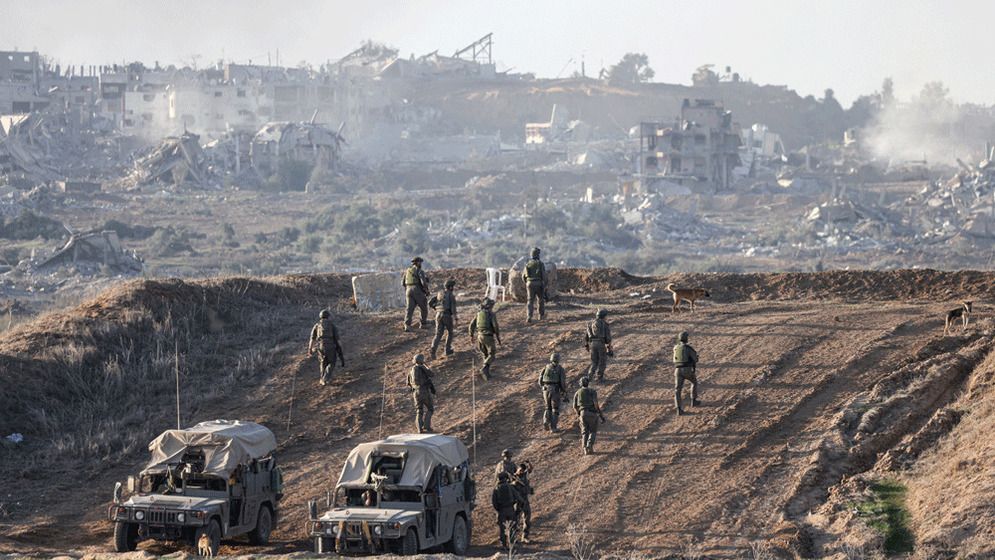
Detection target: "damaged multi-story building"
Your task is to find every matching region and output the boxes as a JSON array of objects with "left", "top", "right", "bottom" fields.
[{"left": 637, "top": 98, "right": 742, "bottom": 192}]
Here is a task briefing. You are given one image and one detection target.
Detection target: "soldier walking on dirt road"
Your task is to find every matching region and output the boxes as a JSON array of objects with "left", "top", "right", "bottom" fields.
[
  {"left": 522, "top": 247, "right": 546, "bottom": 324},
  {"left": 406, "top": 354, "right": 436, "bottom": 433},
  {"left": 429, "top": 278, "right": 458, "bottom": 359},
  {"left": 307, "top": 309, "right": 344, "bottom": 386},
  {"left": 402, "top": 256, "right": 431, "bottom": 332},
  {"left": 585, "top": 308, "right": 614, "bottom": 382},
  {"left": 491, "top": 471, "right": 524, "bottom": 550},
  {"left": 538, "top": 352, "right": 567, "bottom": 432},
  {"left": 469, "top": 298, "right": 501, "bottom": 379},
  {"left": 511, "top": 462, "right": 534, "bottom": 543},
  {"left": 673, "top": 331, "right": 701, "bottom": 415},
  {"left": 573, "top": 377, "right": 605, "bottom": 455}
]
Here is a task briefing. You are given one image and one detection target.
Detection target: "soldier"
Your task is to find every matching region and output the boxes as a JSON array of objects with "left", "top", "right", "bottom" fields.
[
  {"left": 673, "top": 331, "right": 701, "bottom": 415},
  {"left": 491, "top": 472, "right": 524, "bottom": 550},
  {"left": 521, "top": 247, "right": 546, "bottom": 323},
  {"left": 585, "top": 308, "right": 614, "bottom": 382},
  {"left": 538, "top": 352, "right": 567, "bottom": 432},
  {"left": 402, "top": 256, "right": 431, "bottom": 332},
  {"left": 430, "top": 278, "right": 458, "bottom": 360},
  {"left": 573, "top": 377, "right": 605, "bottom": 455},
  {"left": 307, "top": 309, "right": 345, "bottom": 386},
  {"left": 406, "top": 354, "right": 436, "bottom": 433},
  {"left": 494, "top": 449, "right": 516, "bottom": 480},
  {"left": 469, "top": 297, "right": 501, "bottom": 379},
  {"left": 511, "top": 463, "right": 534, "bottom": 543}
]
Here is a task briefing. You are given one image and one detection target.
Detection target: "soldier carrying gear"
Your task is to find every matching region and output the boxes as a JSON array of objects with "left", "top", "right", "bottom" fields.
[
  {"left": 494, "top": 448, "right": 516, "bottom": 481},
  {"left": 406, "top": 353, "right": 437, "bottom": 433},
  {"left": 521, "top": 247, "right": 547, "bottom": 323},
  {"left": 308, "top": 309, "right": 345, "bottom": 386},
  {"left": 573, "top": 377, "right": 605, "bottom": 455},
  {"left": 491, "top": 472, "right": 524, "bottom": 550},
  {"left": 402, "top": 256, "right": 431, "bottom": 332},
  {"left": 538, "top": 352, "right": 567, "bottom": 432},
  {"left": 511, "top": 462, "right": 534, "bottom": 543},
  {"left": 673, "top": 331, "right": 701, "bottom": 415},
  {"left": 469, "top": 298, "right": 501, "bottom": 379},
  {"left": 585, "top": 308, "right": 614, "bottom": 382},
  {"left": 429, "top": 278, "right": 458, "bottom": 360}
]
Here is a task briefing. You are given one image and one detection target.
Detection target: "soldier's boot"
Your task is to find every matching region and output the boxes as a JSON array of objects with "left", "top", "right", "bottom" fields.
[
  {"left": 541, "top": 410, "right": 550, "bottom": 431},
  {"left": 429, "top": 347, "right": 437, "bottom": 361},
  {"left": 423, "top": 410, "right": 434, "bottom": 433},
  {"left": 525, "top": 316, "right": 532, "bottom": 324},
  {"left": 550, "top": 413, "right": 559, "bottom": 433},
  {"left": 481, "top": 363, "right": 491, "bottom": 379},
  {"left": 420, "top": 320, "right": 430, "bottom": 329},
  {"left": 403, "top": 323, "right": 411, "bottom": 332},
  {"left": 692, "top": 399, "right": 702, "bottom": 407}
]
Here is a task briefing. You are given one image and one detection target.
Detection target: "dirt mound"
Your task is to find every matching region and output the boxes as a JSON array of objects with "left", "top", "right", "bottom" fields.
[{"left": 557, "top": 267, "right": 650, "bottom": 293}]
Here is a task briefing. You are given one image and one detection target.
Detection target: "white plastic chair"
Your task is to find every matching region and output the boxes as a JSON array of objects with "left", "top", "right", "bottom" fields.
[{"left": 485, "top": 267, "right": 506, "bottom": 302}]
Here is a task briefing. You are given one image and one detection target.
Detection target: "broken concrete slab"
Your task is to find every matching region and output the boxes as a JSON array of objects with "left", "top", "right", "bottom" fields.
[{"left": 352, "top": 271, "right": 405, "bottom": 311}]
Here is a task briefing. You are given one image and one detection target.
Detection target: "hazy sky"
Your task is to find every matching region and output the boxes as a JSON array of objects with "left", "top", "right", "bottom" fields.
[{"left": 4, "top": 0, "right": 992, "bottom": 106}]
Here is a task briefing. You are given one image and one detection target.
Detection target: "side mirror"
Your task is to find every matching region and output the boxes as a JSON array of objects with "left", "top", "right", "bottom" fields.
[
  {"left": 308, "top": 499, "right": 318, "bottom": 520},
  {"left": 113, "top": 481, "right": 123, "bottom": 504},
  {"left": 126, "top": 476, "right": 137, "bottom": 494}
]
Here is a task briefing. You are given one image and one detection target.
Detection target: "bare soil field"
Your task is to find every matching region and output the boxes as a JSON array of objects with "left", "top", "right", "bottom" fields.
[{"left": 1, "top": 269, "right": 993, "bottom": 558}]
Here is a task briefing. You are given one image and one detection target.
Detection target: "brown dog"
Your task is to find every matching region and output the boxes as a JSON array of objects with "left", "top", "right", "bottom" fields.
[
  {"left": 666, "top": 283, "right": 710, "bottom": 313},
  {"left": 197, "top": 532, "right": 213, "bottom": 557},
  {"left": 944, "top": 301, "right": 973, "bottom": 335}
]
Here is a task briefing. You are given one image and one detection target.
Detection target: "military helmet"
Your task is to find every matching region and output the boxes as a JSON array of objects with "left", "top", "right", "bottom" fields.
[
  {"left": 502, "top": 448, "right": 512, "bottom": 457},
  {"left": 580, "top": 376, "right": 590, "bottom": 387},
  {"left": 530, "top": 247, "right": 541, "bottom": 258},
  {"left": 413, "top": 353, "right": 425, "bottom": 364},
  {"left": 445, "top": 278, "right": 456, "bottom": 288},
  {"left": 481, "top": 297, "right": 494, "bottom": 309},
  {"left": 319, "top": 309, "right": 330, "bottom": 319},
  {"left": 550, "top": 352, "right": 561, "bottom": 363},
  {"left": 597, "top": 308, "right": 608, "bottom": 318},
  {"left": 411, "top": 256, "right": 424, "bottom": 264},
  {"left": 678, "top": 331, "right": 689, "bottom": 342},
  {"left": 497, "top": 471, "right": 510, "bottom": 482}
]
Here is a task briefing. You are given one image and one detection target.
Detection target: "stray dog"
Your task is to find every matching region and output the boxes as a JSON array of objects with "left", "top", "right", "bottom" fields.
[
  {"left": 944, "top": 301, "right": 973, "bottom": 335},
  {"left": 197, "top": 532, "right": 213, "bottom": 557},
  {"left": 666, "top": 283, "right": 710, "bottom": 313}
]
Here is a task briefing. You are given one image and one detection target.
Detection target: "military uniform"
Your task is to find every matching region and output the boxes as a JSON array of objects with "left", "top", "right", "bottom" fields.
[
  {"left": 585, "top": 313, "right": 612, "bottom": 381},
  {"left": 491, "top": 477, "right": 524, "bottom": 549},
  {"left": 538, "top": 358, "right": 566, "bottom": 431},
  {"left": 402, "top": 260, "right": 430, "bottom": 331},
  {"left": 430, "top": 286, "right": 457, "bottom": 358},
  {"left": 494, "top": 457, "right": 516, "bottom": 481},
  {"left": 308, "top": 316, "right": 343, "bottom": 385},
  {"left": 522, "top": 253, "right": 546, "bottom": 322},
  {"left": 573, "top": 384, "right": 601, "bottom": 454},
  {"left": 673, "top": 338, "right": 700, "bottom": 415},
  {"left": 406, "top": 360, "right": 436, "bottom": 433},
  {"left": 469, "top": 302, "right": 500, "bottom": 378},
  {"left": 511, "top": 469, "right": 534, "bottom": 541}
]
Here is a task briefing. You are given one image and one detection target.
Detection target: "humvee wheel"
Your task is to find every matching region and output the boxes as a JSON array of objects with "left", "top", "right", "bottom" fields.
[
  {"left": 400, "top": 527, "right": 419, "bottom": 556},
  {"left": 248, "top": 506, "right": 272, "bottom": 545},
  {"left": 196, "top": 520, "right": 221, "bottom": 556},
  {"left": 113, "top": 521, "right": 138, "bottom": 552},
  {"left": 315, "top": 536, "right": 330, "bottom": 553},
  {"left": 445, "top": 514, "right": 470, "bottom": 555}
]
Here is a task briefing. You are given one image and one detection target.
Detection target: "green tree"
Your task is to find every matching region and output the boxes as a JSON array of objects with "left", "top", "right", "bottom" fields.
[{"left": 606, "top": 53, "right": 655, "bottom": 85}]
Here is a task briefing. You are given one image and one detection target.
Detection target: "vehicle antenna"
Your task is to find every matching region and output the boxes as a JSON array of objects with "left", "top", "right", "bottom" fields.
[
  {"left": 174, "top": 337, "right": 181, "bottom": 429},
  {"left": 287, "top": 359, "right": 299, "bottom": 433},
  {"left": 378, "top": 363, "right": 388, "bottom": 439},
  {"left": 471, "top": 356, "right": 478, "bottom": 466}
]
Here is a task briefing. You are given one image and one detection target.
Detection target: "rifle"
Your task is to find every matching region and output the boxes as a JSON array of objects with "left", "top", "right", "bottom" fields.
[{"left": 335, "top": 342, "right": 345, "bottom": 367}]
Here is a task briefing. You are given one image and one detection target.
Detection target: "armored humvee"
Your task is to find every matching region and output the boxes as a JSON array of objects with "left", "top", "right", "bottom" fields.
[
  {"left": 108, "top": 420, "right": 283, "bottom": 556},
  {"left": 308, "top": 434, "right": 475, "bottom": 555}
]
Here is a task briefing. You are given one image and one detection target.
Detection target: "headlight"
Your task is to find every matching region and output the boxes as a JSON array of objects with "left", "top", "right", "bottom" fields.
[
  {"left": 134, "top": 510, "right": 145, "bottom": 521},
  {"left": 177, "top": 513, "right": 186, "bottom": 523},
  {"left": 331, "top": 524, "right": 340, "bottom": 535},
  {"left": 373, "top": 525, "right": 383, "bottom": 535}
]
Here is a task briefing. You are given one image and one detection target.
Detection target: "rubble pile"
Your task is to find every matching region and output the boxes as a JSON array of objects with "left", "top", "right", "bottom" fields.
[
  {"left": 129, "top": 132, "right": 210, "bottom": 188},
  {"left": 906, "top": 150, "right": 995, "bottom": 241},
  {"left": 620, "top": 194, "right": 724, "bottom": 242}
]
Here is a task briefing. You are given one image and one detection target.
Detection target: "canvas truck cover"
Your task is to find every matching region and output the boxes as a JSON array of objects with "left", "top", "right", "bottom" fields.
[
  {"left": 143, "top": 420, "right": 276, "bottom": 478},
  {"left": 337, "top": 434, "right": 468, "bottom": 490}
]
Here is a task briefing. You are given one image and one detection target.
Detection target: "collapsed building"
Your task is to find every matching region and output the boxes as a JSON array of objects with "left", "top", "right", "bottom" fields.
[{"left": 249, "top": 119, "right": 345, "bottom": 178}]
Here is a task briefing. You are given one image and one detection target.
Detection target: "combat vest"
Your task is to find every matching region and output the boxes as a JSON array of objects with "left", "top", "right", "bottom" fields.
[
  {"left": 410, "top": 365, "right": 431, "bottom": 388},
  {"left": 576, "top": 387, "right": 597, "bottom": 410},
  {"left": 476, "top": 310, "right": 495, "bottom": 335},
  {"left": 524, "top": 259, "right": 543, "bottom": 282},
  {"left": 493, "top": 482, "right": 517, "bottom": 508},
  {"left": 588, "top": 319, "right": 608, "bottom": 341},
  {"left": 315, "top": 319, "right": 336, "bottom": 341},
  {"left": 404, "top": 266, "right": 422, "bottom": 286},
  {"left": 673, "top": 343, "right": 694, "bottom": 367},
  {"left": 541, "top": 364, "right": 564, "bottom": 384}
]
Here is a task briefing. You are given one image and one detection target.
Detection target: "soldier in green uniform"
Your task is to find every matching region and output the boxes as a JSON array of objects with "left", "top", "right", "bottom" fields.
[
  {"left": 494, "top": 448, "right": 516, "bottom": 480},
  {"left": 430, "top": 278, "right": 458, "bottom": 359},
  {"left": 307, "top": 309, "right": 345, "bottom": 386},
  {"left": 511, "top": 463, "right": 534, "bottom": 543},
  {"left": 468, "top": 298, "right": 501, "bottom": 379},
  {"left": 521, "top": 247, "right": 546, "bottom": 323},
  {"left": 573, "top": 377, "right": 604, "bottom": 455},
  {"left": 673, "top": 331, "right": 701, "bottom": 415},
  {"left": 538, "top": 352, "right": 567, "bottom": 432},
  {"left": 585, "top": 308, "right": 613, "bottom": 382},
  {"left": 402, "top": 256, "right": 430, "bottom": 332},
  {"left": 491, "top": 472, "right": 524, "bottom": 550},
  {"left": 406, "top": 354, "right": 436, "bottom": 433}
]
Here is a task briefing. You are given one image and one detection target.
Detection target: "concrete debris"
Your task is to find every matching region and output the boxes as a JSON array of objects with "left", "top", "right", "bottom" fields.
[
  {"left": 32, "top": 230, "right": 143, "bottom": 274},
  {"left": 130, "top": 132, "right": 208, "bottom": 187},
  {"left": 250, "top": 119, "right": 345, "bottom": 177}
]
